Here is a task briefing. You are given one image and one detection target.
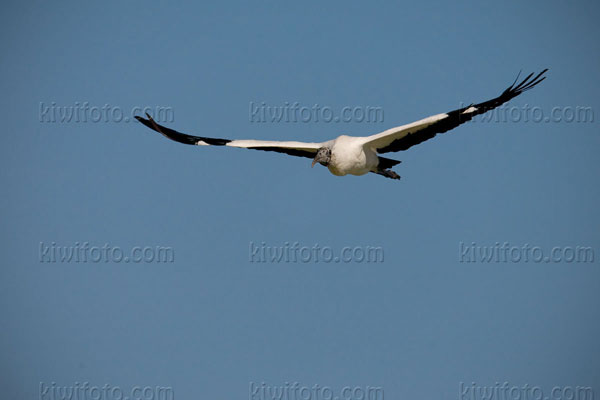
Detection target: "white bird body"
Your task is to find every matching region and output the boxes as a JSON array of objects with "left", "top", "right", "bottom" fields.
[
  {"left": 135, "top": 70, "right": 547, "bottom": 181},
  {"left": 328, "top": 135, "right": 377, "bottom": 176}
]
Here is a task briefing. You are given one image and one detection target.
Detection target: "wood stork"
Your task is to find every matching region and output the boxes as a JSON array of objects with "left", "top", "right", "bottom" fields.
[{"left": 136, "top": 69, "right": 547, "bottom": 180}]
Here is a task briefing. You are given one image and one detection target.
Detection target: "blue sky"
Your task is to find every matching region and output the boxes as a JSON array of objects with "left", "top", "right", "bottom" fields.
[{"left": 1, "top": 1, "right": 599, "bottom": 399}]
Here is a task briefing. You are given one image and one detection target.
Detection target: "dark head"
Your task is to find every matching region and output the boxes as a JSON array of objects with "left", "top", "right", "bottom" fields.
[{"left": 311, "top": 147, "right": 332, "bottom": 168}]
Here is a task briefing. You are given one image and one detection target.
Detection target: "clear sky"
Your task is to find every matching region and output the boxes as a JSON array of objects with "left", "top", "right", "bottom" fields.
[{"left": 1, "top": 1, "right": 599, "bottom": 399}]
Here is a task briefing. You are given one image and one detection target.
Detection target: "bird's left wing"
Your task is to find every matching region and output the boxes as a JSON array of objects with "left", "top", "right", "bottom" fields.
[
  {"left": 135, "top": 113, "right": 324, "bottom": 159},
  {"left": 362, "top": 69, "right": 548, "bottom": 154}
]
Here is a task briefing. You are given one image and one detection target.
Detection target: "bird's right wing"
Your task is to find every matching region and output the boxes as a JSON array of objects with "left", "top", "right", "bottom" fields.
[
  {"left": 362, "top": 69, "right": 548, "bottom": 153},
  {"left": 135, "top": 113, "right": 325, "bottom": 159}
]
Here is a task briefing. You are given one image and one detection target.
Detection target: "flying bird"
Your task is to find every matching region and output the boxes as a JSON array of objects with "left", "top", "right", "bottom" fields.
[{"left": 136, "top": 69, "right": 547, "bottom": 180}]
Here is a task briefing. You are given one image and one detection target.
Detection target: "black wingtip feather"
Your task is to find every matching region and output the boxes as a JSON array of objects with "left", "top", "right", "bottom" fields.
[
  {"left": 513, "top": 72, "right": 535, "bottom": 91},
  {"left": 504, "top": 69, "right": 548, "bottom": 97},
  {"left": 134, "top": 114, "right": 231, "bottom": 146},
  {"left": 508, "top": 69, "right": 522, "bottom": 90}
]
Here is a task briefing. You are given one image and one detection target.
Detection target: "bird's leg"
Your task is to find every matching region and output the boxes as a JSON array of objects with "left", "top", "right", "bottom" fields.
[{"left": 373, "top": 169, "right": 401, "bottom": 180}]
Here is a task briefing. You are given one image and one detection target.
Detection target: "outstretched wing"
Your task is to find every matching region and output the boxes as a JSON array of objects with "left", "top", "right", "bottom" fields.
[
  {"left": 135, "top": 113, "right": 324, "bottom": 159},
  {"left": 363, "top": 69, "right": 548, "bottom": 153}
]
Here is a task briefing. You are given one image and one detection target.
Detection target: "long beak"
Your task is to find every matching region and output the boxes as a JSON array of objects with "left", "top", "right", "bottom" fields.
[{"left": 311, "top": 158, "right": 317, "bottom": 168}]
